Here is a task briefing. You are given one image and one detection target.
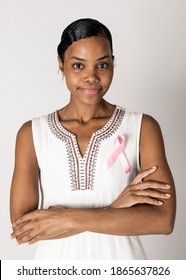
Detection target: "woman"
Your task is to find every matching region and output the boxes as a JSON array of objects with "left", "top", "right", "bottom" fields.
[{"left": 10, "top": 18, "right": 176, "bottom": 259}]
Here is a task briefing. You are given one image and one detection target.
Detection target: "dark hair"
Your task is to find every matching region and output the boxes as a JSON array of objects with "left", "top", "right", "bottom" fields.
[{"left": 57, "top": 18, "right": 113, "bottom": 63}]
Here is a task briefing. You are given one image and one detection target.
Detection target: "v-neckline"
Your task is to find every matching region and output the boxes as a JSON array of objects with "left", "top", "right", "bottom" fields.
[
  {"left": 48, "top": 106, "right": 125, "bottom": 190},
  {"left": 54, "top": 105, "right": 118, "bottom": 159}
]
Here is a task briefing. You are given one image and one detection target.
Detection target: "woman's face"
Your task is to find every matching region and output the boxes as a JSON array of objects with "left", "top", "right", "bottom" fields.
[{"left": 59, "top": 36, "right": 114, "bottom": 106}]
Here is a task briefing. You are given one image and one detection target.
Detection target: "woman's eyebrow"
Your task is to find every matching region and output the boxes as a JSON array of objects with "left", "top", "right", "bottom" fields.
[
  {"left": 97, "top": 55, "right": 111, "bottom": 61},
  {"left": 70, "top": 56, "right": 86, "bottom": 61},
  {"left": 70, "top": 55, "right": 111, "bottom": 61}
]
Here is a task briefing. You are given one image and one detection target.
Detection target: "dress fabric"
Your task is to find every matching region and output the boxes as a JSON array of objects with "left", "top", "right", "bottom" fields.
[{"left": 32, "top": 106, "right": 147, "bottom": 260}]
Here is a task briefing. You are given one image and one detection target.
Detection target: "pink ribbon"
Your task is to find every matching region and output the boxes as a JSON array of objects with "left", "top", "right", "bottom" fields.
[{"left": 105, "top": 134, "right": 130, "bottom": 174}]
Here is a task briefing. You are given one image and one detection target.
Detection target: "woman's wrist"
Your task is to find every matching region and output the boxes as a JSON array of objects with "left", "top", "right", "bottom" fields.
[
  {"left": 65, "top": 207, "right": 112, "bottom": 232},
  {"left": 64, "top": 208, "right": 84, "bottom": 231}
]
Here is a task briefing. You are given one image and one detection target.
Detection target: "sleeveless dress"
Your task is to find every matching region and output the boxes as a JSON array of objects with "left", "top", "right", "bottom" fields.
[{"left": 32, "top": 106, "right": 147, "bottom": 259}]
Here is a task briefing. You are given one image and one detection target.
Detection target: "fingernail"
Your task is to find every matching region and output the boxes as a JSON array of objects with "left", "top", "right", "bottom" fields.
[
  {"left": 165, "top": 193, "right": 171, "bottom": 198},
  {"left": 21, "top": 242, "right": 29, "bottom": 246},
  {"left": 152, "top": 166, "right": 157, "bottom": 170},
  {"left": 158, "top": 201, "right": 163, "bottom": 205},
  {"left": 165, "top": 184, "right": 171, "bottom": 189}
]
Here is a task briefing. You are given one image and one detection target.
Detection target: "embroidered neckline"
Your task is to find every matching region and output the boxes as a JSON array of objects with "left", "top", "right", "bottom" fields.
[
  {"left": 48, "top": 106, "right": 125, "bottom": 191},
  {"left": 54, "top": 106, "right": 118, "bottom": 159}
]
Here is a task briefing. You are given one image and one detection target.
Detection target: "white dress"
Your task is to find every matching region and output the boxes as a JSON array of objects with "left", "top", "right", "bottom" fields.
[{"left": 32, "top": 106, "right": 147, "bottom": 259}]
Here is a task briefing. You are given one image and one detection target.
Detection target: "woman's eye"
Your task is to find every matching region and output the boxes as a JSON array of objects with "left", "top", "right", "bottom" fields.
[
  {"left": 98, "top": 63, "right": 108, "bottom": 69},
  {"left": 73, "top": 63, "right": 83, "bottom": 69}
]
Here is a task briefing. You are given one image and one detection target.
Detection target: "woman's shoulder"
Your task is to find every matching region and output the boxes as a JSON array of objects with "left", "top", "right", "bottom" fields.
[
  {"left": 14, "top": 121, "right": 35, "bottom": 159},
  {"left": 140, "top": 114, "right": 163, "bottom": 151},
  {"left": 17, "top": 121, "right": 32, "bottom": 140},
  {"left": 141, "top": 114, "right": 161, "bottom": 132}
]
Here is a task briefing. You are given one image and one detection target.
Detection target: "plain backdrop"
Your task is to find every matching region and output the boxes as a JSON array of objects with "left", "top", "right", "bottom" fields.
[{"left": 0, "top": 0, "right": 185, "bottom": 260}]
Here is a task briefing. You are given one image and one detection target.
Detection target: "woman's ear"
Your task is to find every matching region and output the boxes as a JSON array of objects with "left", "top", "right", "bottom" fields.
[{"left": 57, "top": 56, "right": 64, "bottom": 74}]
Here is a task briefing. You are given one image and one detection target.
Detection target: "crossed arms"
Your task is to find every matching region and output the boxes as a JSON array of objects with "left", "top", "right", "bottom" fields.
[{"left": 10, "top": 115, "right": 176, "bottom": 244}]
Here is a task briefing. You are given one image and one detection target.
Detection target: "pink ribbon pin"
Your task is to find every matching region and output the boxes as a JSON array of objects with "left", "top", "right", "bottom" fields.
[{"left": 105, "top": 134, "right": 130, "bottom": 174}]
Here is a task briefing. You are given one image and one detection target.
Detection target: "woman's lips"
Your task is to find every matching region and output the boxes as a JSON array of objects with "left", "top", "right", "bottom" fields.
[{"left": 80, "top": 88, "right": 101, "bottom": 96}]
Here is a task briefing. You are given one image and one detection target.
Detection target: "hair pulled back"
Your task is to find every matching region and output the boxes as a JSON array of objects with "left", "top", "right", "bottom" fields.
[{"left": 57, "top": 18, "right": 113, "bottom": 63}]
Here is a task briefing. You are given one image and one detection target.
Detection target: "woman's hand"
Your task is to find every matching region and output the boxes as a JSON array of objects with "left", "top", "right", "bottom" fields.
[
  {"left": 11, "top": 207, "right": 73, "bottom": 245},
  {"left": 110, "top": 166, "right": 171, "bottom": 209}
]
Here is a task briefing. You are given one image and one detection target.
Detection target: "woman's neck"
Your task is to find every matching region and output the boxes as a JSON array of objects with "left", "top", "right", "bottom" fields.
[{"left": 59, "top": 99, "right": 115, "bottom": 124}]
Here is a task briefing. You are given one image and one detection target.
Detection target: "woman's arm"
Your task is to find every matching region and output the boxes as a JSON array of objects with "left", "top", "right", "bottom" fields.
[
  {"left": 11, "top": 114, "right": 176, "bottom": 244},
  {"left": 139, "top": 114, "right": 176, "bottom": 230},
  {"left": 10, "top": 121, "right": 39, "bottom": 223},
  {"left": 10, "top": 122, "right": 83, "bottom": 241},
  {"left": 59, "top": 115, "right": 175, "bottom": 237},
  {"left": 72, "top": 115, "right": 176, "bottom": 235}
]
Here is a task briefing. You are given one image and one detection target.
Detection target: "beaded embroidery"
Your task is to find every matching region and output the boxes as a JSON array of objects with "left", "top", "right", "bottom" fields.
[{"left": 48, "top": 107, "right": 125, "bottom": 191}]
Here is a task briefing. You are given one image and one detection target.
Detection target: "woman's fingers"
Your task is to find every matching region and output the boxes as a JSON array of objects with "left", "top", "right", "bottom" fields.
[
  {"left": 133, "top": 189, "right": 171, "bottom": 199},
  {"left": 15, "top": 230, "right": 34, "bottom": 244},
  {"left": 131, "top": 166, "right": 157, "bottom": 185},
  {"left": 111, "top": 191, "right": 167, "bottom": 208},
  {"left": 12, "top": 223, "right": 46, "bottom": 244},
  {"left": 111, "top": 194, "right": 164, "bottom": 208},
  {"left": 16, "top": 230, "right": 42, "bottom": 245},
  {"left": 12, "top": 211, "right": 35, "bottom": 228},
  {"left": 11, "top": 208, "right": 72, "bottom": 244},
  {"left": 111, "top": 182, "right": 171, "bottom": 209},
  {"left": 130, "top": 195, "right": 164, "bottom": 206},
  {"left": 11, "top": 221, "right": 33, "bottom": 239},
  {"left": 113, "top": 182, "right": 170, "bottom": 205},
  {"left": 110, "top": 166, "right": 172, "bottom": 209},
  {"left": 131, "top": 181, "right": 171, "bottom": 191}
]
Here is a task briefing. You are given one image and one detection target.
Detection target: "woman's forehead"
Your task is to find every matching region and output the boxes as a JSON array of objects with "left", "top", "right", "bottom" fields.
[{"left": 64, "top": 36, "right": 112, "bottom": 60}]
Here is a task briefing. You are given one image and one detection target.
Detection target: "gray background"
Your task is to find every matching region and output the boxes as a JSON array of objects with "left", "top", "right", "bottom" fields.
[{"left": 0, "top": 0, "right": 185, "bottom": 259}]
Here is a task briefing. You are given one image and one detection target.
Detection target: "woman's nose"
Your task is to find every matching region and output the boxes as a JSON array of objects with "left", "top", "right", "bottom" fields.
[{"left": 84, "top": 69, "right": 100, "bottom": 84}]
